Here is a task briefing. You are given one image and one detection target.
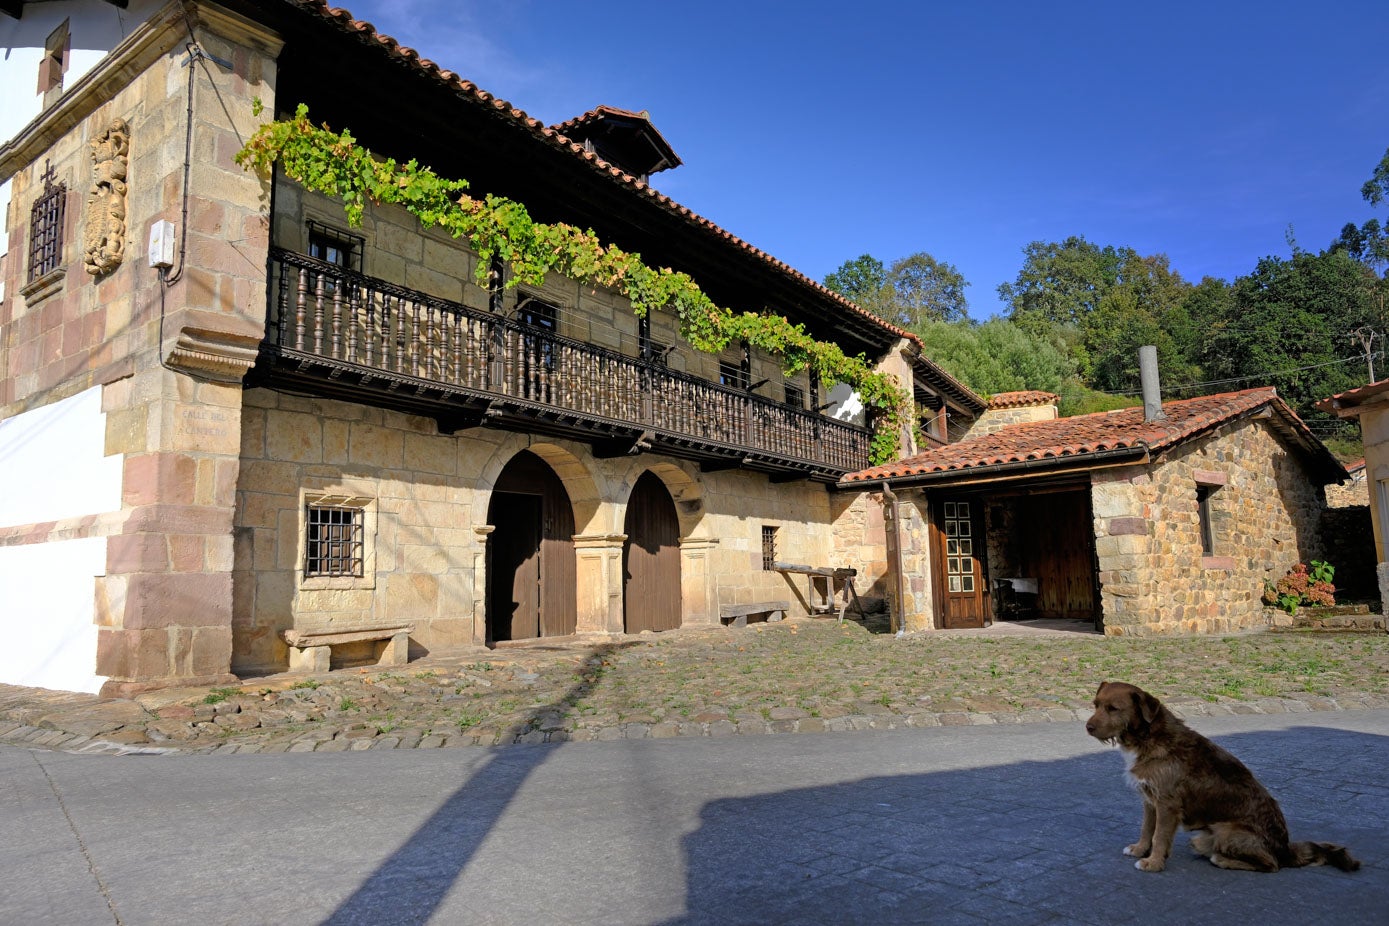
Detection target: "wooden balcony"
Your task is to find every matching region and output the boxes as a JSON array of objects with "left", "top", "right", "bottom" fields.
[{"left": 250, "top": 249, "right": 874, "bottom": 480}]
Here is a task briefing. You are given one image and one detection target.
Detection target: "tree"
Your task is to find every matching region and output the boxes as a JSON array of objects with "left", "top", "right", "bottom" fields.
[
  {"left": 1331, "top": 146, "right": 1389, "bottom": 335},
  {"left": 997, "top": 236, "right": 1128, "bottom": 330},
  {"left": 885, "top": 252, "right": 969, "bottom": 326},
  {"left": 824, "top": 254, "right": 888, "bottom": 308},
  {"left": 825, "top": 251, "right": 970, "bottom": 327},
  {"left": 1361, "top": 145, "right": 1389, "bottom": 208},
  {"left": 915, "top": 318, "right": 1073, "bottom": 395},
  {"left": 1199, "top": 250, "right": 1375, "bottom": 421},
  {"left": 998, "top": 236, "right": 1197, "bottom": 389}
]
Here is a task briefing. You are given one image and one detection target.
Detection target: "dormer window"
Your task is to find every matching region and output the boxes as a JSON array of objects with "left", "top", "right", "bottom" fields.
[{"left": 549, "top": 106, "right": 682, "bottom": 183}]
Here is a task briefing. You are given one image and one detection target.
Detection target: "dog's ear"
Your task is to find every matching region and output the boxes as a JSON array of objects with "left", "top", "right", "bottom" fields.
[
  {"left": 1095, "top": 681, "right": 1110, "bottom": 698},
  {"left": 1133, "top": 689, "right": 1161, "bottom": 725}
]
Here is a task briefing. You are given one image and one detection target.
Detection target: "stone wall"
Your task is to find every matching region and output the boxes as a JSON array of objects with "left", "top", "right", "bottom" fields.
[
  {"left": 1092, "top": 419, "right": 1326, "bottom": 635},
  {"left": 233, "top": 386, "right": 849, "bottom": 674},
  {"left": 830, "top": 490, "right": 889, "bottom": 609},
  {"left": 963, "top": 394, "right": 1059, "bottom": 440},
  {"left": 1325, "top": 470, "right": 1368, "bottom": 508}
]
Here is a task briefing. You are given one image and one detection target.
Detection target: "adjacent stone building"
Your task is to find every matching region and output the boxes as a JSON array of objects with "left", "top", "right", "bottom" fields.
[{"left": 842, "top": 388, "right": 1348, "bottom": 636}]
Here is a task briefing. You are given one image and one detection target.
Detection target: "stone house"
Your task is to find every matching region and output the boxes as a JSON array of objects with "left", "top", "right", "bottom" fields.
[
  {"left": 0, "top": 0, "right": 985, "bottom": 694},
  {"left": 841, "top": 388, "right": 1347, "bottom": 636}
]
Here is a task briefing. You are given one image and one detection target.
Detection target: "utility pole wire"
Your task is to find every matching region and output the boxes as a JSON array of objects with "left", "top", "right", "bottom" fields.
[{"left": 1353, "top": 326, "right": 1378, "bottom": 383}]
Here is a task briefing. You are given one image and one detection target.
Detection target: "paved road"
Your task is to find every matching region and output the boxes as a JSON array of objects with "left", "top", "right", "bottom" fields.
[{"left": 3, "top": 710, "right": 1385, "bottom": 925}]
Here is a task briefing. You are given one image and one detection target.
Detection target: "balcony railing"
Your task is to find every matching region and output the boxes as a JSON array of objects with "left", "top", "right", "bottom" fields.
[{"left": 259, "top": 248, "right": 873, "bottom": 476}]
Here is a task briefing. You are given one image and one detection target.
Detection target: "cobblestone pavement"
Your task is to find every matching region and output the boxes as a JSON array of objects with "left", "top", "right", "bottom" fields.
[{"left": 3, "top": 617, "right": 1387, "bottom": 757}]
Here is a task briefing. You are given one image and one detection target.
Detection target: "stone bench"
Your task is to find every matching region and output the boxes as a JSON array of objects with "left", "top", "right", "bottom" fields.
[
  {"left": 719, "top": 601, "right": 790, "bottom": 628},
  {"left": 282, "top": 625, "right": 413, "bottom": 673}
]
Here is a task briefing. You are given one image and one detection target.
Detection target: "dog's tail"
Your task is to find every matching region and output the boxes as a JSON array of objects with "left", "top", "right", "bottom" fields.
[{"left": 1288, "top": 841, "right": 1361, "bottom": 872}]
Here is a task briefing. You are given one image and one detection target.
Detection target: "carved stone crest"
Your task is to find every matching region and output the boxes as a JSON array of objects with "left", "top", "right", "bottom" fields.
[{"left": 83, "top": 118, "right": 129, "bottom": 275}]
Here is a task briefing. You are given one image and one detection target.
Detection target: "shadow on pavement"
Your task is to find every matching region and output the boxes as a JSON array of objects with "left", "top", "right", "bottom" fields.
[
  {"left": 318, "top": 641, "right": 635, "bottom": 926},
  {"left": 652, "top": 726, "right": 1387, "bottom": 926}
]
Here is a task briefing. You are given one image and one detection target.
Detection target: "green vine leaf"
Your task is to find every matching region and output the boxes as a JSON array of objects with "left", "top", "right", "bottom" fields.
[{"left": 236, "top": 104, "right": 913, "bottom": 465}]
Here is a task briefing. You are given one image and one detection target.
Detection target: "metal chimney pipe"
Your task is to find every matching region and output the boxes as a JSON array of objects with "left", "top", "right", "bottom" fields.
[{"left": 1139, "top": 345, "right": 1166, "bottom": 421}]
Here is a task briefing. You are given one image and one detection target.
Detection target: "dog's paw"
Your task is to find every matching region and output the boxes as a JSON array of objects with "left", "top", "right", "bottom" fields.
[
  {"left": 1135, "top": 857, "right": 1166, "bottom": 873},
  {"left": 1123, "top": 844, "right": 1150, "bottom": 858}
]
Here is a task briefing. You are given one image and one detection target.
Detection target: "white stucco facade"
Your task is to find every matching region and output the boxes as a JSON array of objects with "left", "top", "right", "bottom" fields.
[{"left": 0, "top": 385, "right": 122, "bottom": 691}]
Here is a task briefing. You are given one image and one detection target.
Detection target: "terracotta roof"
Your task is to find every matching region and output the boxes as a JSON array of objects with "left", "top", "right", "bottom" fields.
[
  {"left": 986, "top": 390, "right": 1059, "bottom": 409},
  {"left": 1316, "top": 378, "right": 1389, "bottom": 415},
  {"left": 841, "top": 388, "right": 1345, "bottom": 486},
  {"left": 283, "top": 3, "right": 981, "bottom": 407}
]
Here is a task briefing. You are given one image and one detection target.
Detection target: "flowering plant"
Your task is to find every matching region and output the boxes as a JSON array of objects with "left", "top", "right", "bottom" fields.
[{"left": 1263, "top": 561, "right": 1335, "bottom": 615}]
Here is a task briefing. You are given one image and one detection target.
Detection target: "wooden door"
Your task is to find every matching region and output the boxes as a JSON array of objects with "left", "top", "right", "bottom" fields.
[
  {"left": 934, "top": 497, "right": 988, "bottom": 629},
  {"left": 487, "top": 451, "right": 577, "bottom": 642},
  {"left": 1023, "top": 491, "right": 1098, "bottom": 621},
  {"left": 623, "top": 471, "right": 682, "bottom": 633},
  {"left": 489, "top": 493, "right": 541, "bottom": 641}
]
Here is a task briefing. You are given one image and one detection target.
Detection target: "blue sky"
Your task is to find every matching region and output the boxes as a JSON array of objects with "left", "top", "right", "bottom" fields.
[{"left": 338, "top": 1, "right": 1388, "bottom": 319}]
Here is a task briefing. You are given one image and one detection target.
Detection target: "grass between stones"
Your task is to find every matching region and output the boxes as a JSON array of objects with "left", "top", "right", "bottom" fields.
[{"left": 321, "top": 620, "right": 1389, "bottom": 740}]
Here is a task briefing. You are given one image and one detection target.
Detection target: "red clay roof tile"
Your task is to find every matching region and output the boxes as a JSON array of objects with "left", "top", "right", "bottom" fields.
[
  {"left": 986, "top": 390, "right": 1059, "bottom": 409},
  {"left": 841, "top": 387, "right": 1333, "bottom": 485}
]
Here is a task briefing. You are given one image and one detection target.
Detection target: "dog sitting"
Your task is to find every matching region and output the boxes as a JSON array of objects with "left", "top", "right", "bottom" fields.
[{"left": 1085, "top": 680, "right": 1359, "bottom": 874}]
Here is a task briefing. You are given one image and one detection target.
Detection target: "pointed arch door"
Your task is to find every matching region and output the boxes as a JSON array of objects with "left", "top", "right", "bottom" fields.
[
  {"left": 623, "top": 471, "right": 681, "bottom": 633},
  {"left": 486, "top": 451, "right": 577, "bottom": 642}
]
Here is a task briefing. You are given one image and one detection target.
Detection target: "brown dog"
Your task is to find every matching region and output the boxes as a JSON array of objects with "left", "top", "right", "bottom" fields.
[{"left": 1085, "top": 681, "right": 1359, "bottom": 873}]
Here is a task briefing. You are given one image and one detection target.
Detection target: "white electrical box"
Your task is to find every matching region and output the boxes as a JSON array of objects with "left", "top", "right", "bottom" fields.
[{"left": 148, "top": 220, "right": 175, "bottom": 269}]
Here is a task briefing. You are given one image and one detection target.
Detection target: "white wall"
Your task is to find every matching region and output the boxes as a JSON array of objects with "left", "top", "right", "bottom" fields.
[
  {"left": 0, "top": 385, "right": 123, "bottom": 692},
  {"left": 0, "top": 385, "right": 122, "bottom": 526},
  {"left": 0, "top": 536, "right": 107, "bottom": 692}
]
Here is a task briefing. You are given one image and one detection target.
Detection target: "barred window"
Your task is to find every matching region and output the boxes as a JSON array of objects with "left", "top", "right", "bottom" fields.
[
  {"left": 305, "top": 504, "right": 365, "bottom": 578},
  {"left": 762, "top": 525, "right": 778, "bottom": 571},
  {"left": 784, "top": 383, "right": 804, "bottom": 409},
  {"left": 306, "top": 221, "right": 362, "bottom": 272},
  {"left": 28, "top": 161, "right": 66, "bottom": 282}
]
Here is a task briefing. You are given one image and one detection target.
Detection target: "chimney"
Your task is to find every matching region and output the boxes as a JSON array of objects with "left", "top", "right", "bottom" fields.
[{"left": 1140, "top": 345, "right": 1165, "bottom": 421}]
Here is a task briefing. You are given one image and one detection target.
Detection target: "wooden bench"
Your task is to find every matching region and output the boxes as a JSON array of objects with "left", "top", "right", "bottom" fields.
[
  {"left": 719, "top": 601, "right": 790, "bottom": 628},
  {"left": 282, "top": 625, "right": 413, "bottom": 673}
]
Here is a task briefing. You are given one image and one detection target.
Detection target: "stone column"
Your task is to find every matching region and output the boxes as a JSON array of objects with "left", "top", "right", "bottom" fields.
[
  {"left": 573, "top": 533, "right": 627, "bottom": 633},
  {"left": 471, "top": 525, "right": 494, "bottom": 645},
  {"left": 896, "top": 492, "right": 935, "bottom": 632},
  {"left": 678, "top": 536, "right": 720, "bottom": 626}
]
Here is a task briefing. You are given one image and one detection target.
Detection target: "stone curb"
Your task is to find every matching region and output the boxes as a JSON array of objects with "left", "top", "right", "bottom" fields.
[{"left": 6, "top": 694, "right": 1388, "bottom": 757}]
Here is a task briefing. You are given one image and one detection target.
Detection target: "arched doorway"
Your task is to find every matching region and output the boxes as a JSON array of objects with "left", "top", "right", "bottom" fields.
[
  {"left": 623, "top": 470, "right": 681, "bottom": 633},
  {"left": 486, "top": 450, "right": 577, "bottom": 642}
]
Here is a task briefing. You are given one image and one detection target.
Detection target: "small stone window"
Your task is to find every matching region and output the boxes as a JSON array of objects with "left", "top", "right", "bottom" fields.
[
  {"left": 762, "top": 525, "right": 778, "bottom": 570},
  {"left": 1196, "top": 485, "right": 1216, "bottom": 556},
  {"left": 27, "top": 161, "right": 66, "bottom": 283},
  {"left": 784, "top": 382, "right": 805, "bottom": 409},
  {"left": 305, "top": 503, "right": 365, "bottom": 578},
  {"left": 1193, "top": 469, "right": 1228, "bottom": 563}
]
